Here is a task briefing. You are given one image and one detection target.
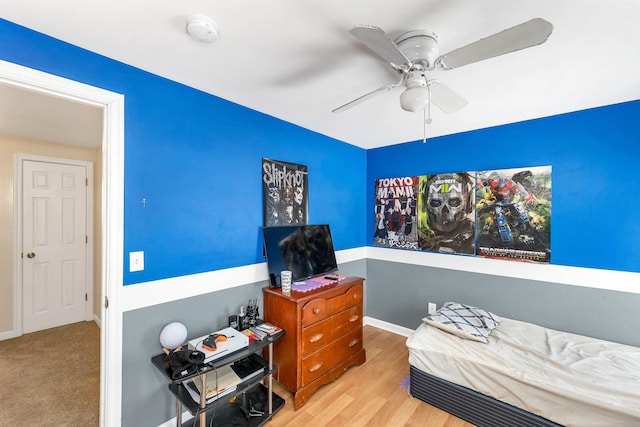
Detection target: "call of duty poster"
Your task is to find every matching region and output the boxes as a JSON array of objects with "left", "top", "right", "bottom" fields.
[
  {"left": 373, "top": 176, "right": 419, "bottom": 250},
  {"left": 418, "top": 172, "right": 476, "bottom": 255},
  {"left": 262, "top": 158, "right": 308, "bottom": 226},
  {"left": 475, "top": 166, "right": 551, "bottom": 263}
]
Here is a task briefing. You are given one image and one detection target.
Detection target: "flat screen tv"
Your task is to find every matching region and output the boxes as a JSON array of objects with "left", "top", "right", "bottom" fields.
[{"left": 262, "top": 224, "right": 338, "bottom": 287}]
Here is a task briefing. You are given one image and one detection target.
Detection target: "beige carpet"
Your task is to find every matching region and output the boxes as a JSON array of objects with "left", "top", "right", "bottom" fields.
[{"left": 0, "top": 321, "right": 100, "bottom": 426}]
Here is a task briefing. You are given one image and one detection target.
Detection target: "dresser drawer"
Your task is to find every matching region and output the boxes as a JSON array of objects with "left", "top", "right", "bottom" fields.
[
  {"left": 301, "top": 316, "right": 332, "bottom": 355},
  {"left": 326, "top": 294, "right": 346, "bottom": 316},
  {"left": 301, "top": 298, "right": 326, "bottom": 326},
  {"left": 301, "top": 328, "right": 363, "bottom": 386},
  {"left": 332, "top": 305, "right": 362, "bottom": 339},
  {"left": 301, "top": 305, "right": 363, "bottom": 355},
  {"left": 315, "top": 284, "right": 364, "bottom": 317},
  {"left": 345, "top": 285, "right": 363, "bottom": 308}
]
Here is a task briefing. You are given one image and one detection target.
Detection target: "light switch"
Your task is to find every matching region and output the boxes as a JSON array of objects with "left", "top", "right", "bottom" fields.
[{"left": 130, "top": 251, "right": 144, "bottom": 272}]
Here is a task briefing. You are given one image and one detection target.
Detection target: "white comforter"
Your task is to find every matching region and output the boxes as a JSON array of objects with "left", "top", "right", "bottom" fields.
[{"left": 406, "top": 318, "right": 640, "bottom": 427}]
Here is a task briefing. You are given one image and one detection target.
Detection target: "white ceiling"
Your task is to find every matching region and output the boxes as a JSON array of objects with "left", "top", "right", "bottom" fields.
[
  {"left": 0, "top": 83, "right": 103, "bottom": 148},
  {"left": 1, "top": 0, "right": 639, "bottom": 150}
]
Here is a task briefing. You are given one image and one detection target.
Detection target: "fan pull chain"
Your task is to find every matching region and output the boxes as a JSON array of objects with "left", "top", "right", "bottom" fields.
[
  {"left": 423, "top": 109, "right": 427, "bottom": 144},
  {"left": 426, "top": 83, "right": 433, "bottom": 124},
  {"left": 423, "top": 84, "right": 433, "bottom": 143}
]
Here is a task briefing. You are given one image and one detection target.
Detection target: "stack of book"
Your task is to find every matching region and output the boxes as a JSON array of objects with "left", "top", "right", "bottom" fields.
[
  {"left": 248, "top": 326, "right": 267, "bottom": 340},
  {"left": 243, "top": 323, "right": 282, "bottom": 341},
  {"left": 255, "top": 323, "right": 282, "bottom": 336}
]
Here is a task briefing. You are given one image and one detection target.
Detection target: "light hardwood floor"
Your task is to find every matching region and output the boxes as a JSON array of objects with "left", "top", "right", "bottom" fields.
[{"left": 265, "top": 325, "right": 475, "bottom": 427}]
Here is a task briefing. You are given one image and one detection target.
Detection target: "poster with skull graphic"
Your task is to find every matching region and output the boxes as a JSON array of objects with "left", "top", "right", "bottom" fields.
[
  {"left": 373, "top": 176, "right": 419, "bottom": 250},
  {"left": 262, "top": 158, "right": 308, "bottom": 226},
  {"left": 475, "top": 166, "right": 551, "bottom": 263},
  {"left": 418, "top": 173, "right": 476, "bottom": 255}
]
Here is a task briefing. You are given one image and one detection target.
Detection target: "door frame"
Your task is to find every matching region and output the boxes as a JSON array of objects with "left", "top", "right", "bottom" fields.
[
  {"left": 0, "top": 59, "right": 125, "bottom": 426},
  {"left": 15, "top": 155, "right": 95, "bottom": 332}
]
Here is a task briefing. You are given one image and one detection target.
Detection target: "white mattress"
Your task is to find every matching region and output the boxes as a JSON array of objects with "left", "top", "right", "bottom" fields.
[{"left": 406, "top": 318, "right": 640, "bottom": 427}]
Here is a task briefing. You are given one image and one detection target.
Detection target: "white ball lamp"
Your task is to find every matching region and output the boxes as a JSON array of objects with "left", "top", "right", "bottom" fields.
[
  {"left": 400, "top": 71, "right": 430, "bottom": 112},
  {"left": 160, "top": 322, "right": 188, "bottom": 354}
]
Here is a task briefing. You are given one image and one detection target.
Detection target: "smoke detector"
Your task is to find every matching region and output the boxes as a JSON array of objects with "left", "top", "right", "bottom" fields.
[{"left": 186, "top": 14, "right": 218, "bottom": 42}]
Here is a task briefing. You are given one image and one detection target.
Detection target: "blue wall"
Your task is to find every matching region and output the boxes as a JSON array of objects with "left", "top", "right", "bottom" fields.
[
  {"left": 367, "top": 101, "right": 640, "bottom": 273},
  {"left": 0, "top": 18, "right": 367, "bottom": 284},
  {"left": 2, "top": 16, "right": 640, "bottom": 279}
]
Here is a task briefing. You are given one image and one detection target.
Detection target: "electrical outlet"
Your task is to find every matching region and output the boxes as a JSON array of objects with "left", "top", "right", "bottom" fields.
[
  {"left": 130, "top": 251, "right": 144, "bottom": 272},
  {"left": 428, "top": 302, "right": 437, "bottom": 315}
]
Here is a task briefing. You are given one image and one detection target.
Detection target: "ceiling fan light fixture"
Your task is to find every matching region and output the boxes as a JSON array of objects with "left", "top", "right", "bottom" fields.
[
  {"left": 400, "top": 86, "right": 430, "bottom": 112},
  {"left": 186, "top": 14, "right": 218, "bottom": 43},
  {"left": 335, "top": 19, "right": 551, "bottom": 117}
]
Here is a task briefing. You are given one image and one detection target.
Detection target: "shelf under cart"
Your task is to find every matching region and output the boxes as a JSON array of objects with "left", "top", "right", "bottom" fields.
[{"left": 180, "top": 384, "right": 285, "bottom": 427}]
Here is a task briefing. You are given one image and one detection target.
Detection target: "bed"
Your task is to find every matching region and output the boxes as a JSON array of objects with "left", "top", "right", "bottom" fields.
[{"left": 405, "top": 302, "right": 640, "bottom": 427}]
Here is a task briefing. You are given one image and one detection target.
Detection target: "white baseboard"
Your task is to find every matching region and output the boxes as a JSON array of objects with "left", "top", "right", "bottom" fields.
[
  {"left": 364, "top": 316, "right": 415, "bottom": 337},
  {"left": 0, "top": 329, "right": 19, "bottom": 341}
]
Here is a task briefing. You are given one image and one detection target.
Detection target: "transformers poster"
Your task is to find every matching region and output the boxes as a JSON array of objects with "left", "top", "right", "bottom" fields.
[
  {"left": 373, "top": 176, "right": 419, "bottom": 250},
  {"left": 418, "top": 172, "right": 476, "bottom": 255},
  {"left": 475, "top": 166, "right": 551, "bottom": 263},
  {"left": 262, "top": 158, "right": 308, "bottom": 226}
]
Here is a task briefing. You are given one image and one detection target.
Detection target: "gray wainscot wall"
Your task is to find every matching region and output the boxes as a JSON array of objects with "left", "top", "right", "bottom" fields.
[
  {"left": 366, "top": 259, "right": 640, "bottom": 347},
  {"left": 121, "top": 260, "right": 366, "bottom": 427}
]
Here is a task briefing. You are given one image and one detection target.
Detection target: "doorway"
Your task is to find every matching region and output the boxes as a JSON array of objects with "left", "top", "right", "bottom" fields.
[
  {"left": 19, "top": 157, "right": 94, "bottom": 334},
  {"left": 0, "top": 59, "right": 124, "bottom": 426}
]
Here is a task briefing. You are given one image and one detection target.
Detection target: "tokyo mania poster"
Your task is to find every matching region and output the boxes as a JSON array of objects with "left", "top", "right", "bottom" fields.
[{"left": 374, "top": 176, "right": 419, "bottom": 250}]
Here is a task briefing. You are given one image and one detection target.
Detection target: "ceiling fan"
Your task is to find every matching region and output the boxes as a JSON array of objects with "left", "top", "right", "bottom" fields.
[{"left": 332, "top": 18, "right": 553, "bottom": 119}]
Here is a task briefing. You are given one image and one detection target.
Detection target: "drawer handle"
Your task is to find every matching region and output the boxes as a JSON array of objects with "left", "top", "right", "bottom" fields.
[
  {"left": 313, "top": 307, "right": 321, "bottom": 315},
  {"left": 348, "top": 339, "right": 359, "bottom": 348},
  {"left": 349, "top": 315, "right": 359, "bottom": 323},
  {"left": 309, "top": 333, "right": 324, "bottom": 343},
  {"left": 309, "top": 362, "right": 323, "bottom": 373}
]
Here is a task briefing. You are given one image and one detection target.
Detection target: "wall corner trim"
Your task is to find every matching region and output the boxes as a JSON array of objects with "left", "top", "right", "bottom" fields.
[{"left": 366, "top": 246, "right": 640, "bottom": 295}]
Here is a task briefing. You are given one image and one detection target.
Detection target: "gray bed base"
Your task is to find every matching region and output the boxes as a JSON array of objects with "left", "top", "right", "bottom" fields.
[{"left": 409, "top": 365, "right": 563, "bottom": 427}]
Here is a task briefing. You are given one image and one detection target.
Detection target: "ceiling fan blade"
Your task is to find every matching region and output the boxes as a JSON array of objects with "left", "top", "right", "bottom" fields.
[
  {"left": 429, "top": 82, "right": 468, "bottom": 114},
  {"left": 435, "top": 18, "right": 553, "bottom": 70},
  {"left": 332, "top": 79, "right": 403, "bottom": 113},
  {"left": 350, "top": 25, "right": 411, "bottom": 67}
]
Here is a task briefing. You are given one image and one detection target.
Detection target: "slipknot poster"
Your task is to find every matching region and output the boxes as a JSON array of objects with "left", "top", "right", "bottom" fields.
[
  {"left": 475, "top": 166, "right": 551, "bottom": 263},
  {"left": 262, "top": 158, "right": 308, "bottom": 226},
  {"left": 373, "top": 176, "right": 419, "bottom": 250},
  {"left": 418, "top": 173, "right": 476, "bottom": 255}
]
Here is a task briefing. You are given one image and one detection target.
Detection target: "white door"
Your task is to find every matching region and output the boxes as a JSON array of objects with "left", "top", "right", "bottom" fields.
[{"left": 22, "top": 159, "right": 88, "bottom": 333}]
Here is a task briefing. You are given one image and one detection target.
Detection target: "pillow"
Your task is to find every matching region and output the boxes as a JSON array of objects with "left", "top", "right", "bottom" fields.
[{"left": 423, "top": 302, "right": 501, "bottom": 344}]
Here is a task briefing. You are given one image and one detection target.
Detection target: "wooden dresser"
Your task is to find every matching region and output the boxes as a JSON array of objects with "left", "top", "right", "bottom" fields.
[{"left": 262, "top": 276, "right": 366, "bottom": 409}]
